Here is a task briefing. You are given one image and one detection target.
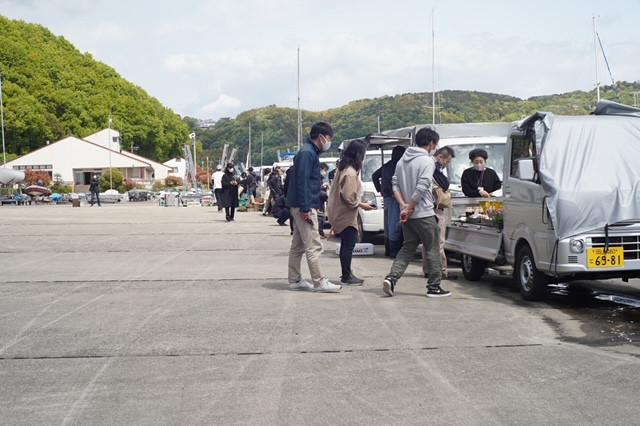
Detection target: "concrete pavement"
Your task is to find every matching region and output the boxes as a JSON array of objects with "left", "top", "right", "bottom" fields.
[{"left": 0, "top": 204, "right": 638, "bottom": 425}]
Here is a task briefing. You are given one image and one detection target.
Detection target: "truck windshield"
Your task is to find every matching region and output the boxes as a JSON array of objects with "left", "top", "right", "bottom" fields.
[
  {"left": 361, "top": 154, "right": 383, "bottom": 183},
  {"left": 446, "top": 143, "right": 505, "bottom": 184}
]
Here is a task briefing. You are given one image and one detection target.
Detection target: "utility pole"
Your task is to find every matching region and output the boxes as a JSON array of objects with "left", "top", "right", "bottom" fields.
[
  {"left": 593, "top": 16, "right": 601, "bottom": 103},
  {"left": 633, "top": 92, "right": 640, "bottom": 108},
  {"left": 206, "top": 156, "right": 210, "bottom": 191},
  {"left": 297, "top": 47, "right": 302, "bottom": 150},
  {"left": 189, "top": 132, "right": 198, "bottom": 178},
  {"left": 108, "top": 116, "right": 113, "bottom": 190},
  {"left": 377, "top": 114, "right": 381, "bottom": 133},
  {"left": 431, "top": 8, "right": 436, "bottom": 126},
  {"left": 0, "top": 74, "right": 6, "bottom": 167}
]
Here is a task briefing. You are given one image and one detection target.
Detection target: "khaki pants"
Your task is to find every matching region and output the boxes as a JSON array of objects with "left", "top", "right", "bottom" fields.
[
  {"left": 422, "top": 209, "right": 448, "bottom": 277},
  {"left": 288, "top": 208, "right": 325, "bottom": 286}
]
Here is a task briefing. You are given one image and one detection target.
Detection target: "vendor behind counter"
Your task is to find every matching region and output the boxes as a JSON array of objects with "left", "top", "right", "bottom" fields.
[{"left": 461, "top": 148, "right": 502, "bottom": 198}]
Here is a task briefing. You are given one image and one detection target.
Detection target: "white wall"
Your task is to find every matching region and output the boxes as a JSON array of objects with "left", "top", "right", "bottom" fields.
[
  {"left": 6, "top": 137, "right": 149, "bottom": 183},
  {"left": 84, "top": 129, "right": 121, "bottom": 152},
  {"left": 163, "top": 158, "right": 187, "bottom": 179}
]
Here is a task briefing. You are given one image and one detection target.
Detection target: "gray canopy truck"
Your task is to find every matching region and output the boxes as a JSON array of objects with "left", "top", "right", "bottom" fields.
[{"left": 445, "top": 101, "right": 640, "bottom": 300}]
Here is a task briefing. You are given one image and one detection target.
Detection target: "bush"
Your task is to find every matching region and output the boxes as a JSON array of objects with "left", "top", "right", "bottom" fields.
[
  {"left": 51, "top": 184, "right": 73, "bottom": 194},
  {"left": 24, "top": 170, "right": 52, "bottom": 186},
  {"left": 165, "top": 175, "right": 183, "bottom": 188},
  {"left": 123, "top": 179, "right": 136, "bottom": 191},
  {"left": 151, "top": 181, "right": 165, "bottom": 191},
  {"left": 100, "top": 169, "right": 124, "bottom": 192}
]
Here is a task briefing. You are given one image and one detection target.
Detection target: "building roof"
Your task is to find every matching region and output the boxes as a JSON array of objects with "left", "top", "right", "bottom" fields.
[{"left": 6, "top": 136, "right": 153, "bottom": 169}]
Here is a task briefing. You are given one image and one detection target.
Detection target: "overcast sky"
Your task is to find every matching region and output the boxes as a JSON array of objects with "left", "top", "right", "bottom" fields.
[{"left": 2, "top": 0, "right": 639, "bottom": 119}]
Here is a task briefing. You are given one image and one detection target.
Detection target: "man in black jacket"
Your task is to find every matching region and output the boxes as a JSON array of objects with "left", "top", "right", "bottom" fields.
[
  {"left": 89, "top": 174, "right": 101, "bottom": 207},
  {"left": 286, "top": 122, "right": 341, "bottom": 293},
  {"left": 372, "top": 145, "right": 406, "bottom": 257}
]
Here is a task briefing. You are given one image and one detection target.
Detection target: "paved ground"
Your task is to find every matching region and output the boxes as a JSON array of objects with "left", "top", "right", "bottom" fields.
[{"left": 0, "top": 203, "right": 639, "bottom": 425}]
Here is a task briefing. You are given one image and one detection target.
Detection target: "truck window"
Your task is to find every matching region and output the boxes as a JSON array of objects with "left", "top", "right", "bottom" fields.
[{"left": 510, "top": 132, "right": 537, "bottom": 178}]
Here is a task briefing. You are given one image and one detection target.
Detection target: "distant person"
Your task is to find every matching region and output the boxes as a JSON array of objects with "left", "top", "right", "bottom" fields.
[
  {"left": 328, "top": 161, "right": 338, "bottom": 184},
  {"left": 372, "top": 145, "right": 406, "bottom": 258},
  {"left": 266, "top": 166, "right": 284, "bottom": 215},
  {"left": 220, "top": 162, "right": 239, "bottom": 222},
  {"left": 318, "top": 162, "right": 330, "bottom": 238},
  {"left": 328, "top": 139, "right": 374, "bottom": 286},
  {"left": 461, "top": 148, "right": 501, "bottom": 198},
  {"left": 282, "top": 167, "right": 294, "bottom": 236},
  {"left": 423, "top": 146, "right": 457, "bottom": 280},
  {"left": 247, "top": 167, "right": 258, "bottom": 205},
  {"left": 261, "top": 168, "right": 272, "bottom": 215},
  {"left": 382, "top": 128, "right": 451, "bottom": 298},
  {"left": 212, "top": 165, "right": 224, "bottom": 212},
  {"left": 271, "top": 193, "right": 292, "bottom": 227},
  {"left": 89, "top": 174, "right": 101, "bottom": 207},
  {"left": 286, "top": 122, "right": 341, "bottom": 293},
  {"left": 239, "top": 172, "right": 248, "bottom": 196}
]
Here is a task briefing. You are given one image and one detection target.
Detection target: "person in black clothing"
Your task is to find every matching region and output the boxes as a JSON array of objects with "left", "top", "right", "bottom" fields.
[
  {"left": 371, "top": 145, "right": 406, "bottom": 257},
  {"left": 272, "top": 194, "right": 291, "bottom": 225},
  {"left": 266, "top": 166, "right": 284, "bottom": 215},
  {"left": 461, "top": 148, "right": 501, "bottom": 198},
  {"left": 89, "top": 174, "right": 101, "bottom": 207},
  {"left": 318, "top": 162, "right": 330, "bottom": 238},
  {"left": 220, "top": 162, "right": 239, "bottom": 221},
  {"left": 246, "top": 167, "right": 258, "bottom": 205}
]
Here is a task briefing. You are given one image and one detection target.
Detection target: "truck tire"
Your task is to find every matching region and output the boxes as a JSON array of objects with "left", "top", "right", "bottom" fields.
[
  {"left": 461, "top": 254, "right": 486, "bottom": 281},
  {"left": 515, "top": 245, "right": 548, "bottom": 301}
]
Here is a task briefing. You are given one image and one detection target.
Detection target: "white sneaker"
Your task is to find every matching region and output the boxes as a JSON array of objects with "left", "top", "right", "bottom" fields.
[
  {"left": 289, "top": 279, "right": 314, "bottom": 291},
  {"left": 312, "top": 279, "right": 342, "bottom": 293}
]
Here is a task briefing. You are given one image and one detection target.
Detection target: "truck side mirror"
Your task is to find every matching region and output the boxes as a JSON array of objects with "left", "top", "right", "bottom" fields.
[{"left": 516, "top": 158, "right": 537, "bottom": 181}]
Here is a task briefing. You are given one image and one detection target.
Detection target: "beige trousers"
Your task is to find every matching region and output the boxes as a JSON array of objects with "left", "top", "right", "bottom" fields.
[{"left": 288, "top": 208, "right": 325, "bottom": 285}]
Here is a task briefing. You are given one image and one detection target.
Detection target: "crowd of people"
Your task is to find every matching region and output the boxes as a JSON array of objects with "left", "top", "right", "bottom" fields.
[{"left": 210, "top": 121, "right": 502, "bottom": 297}]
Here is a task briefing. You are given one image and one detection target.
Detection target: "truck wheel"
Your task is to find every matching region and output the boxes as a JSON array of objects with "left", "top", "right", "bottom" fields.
[
  {"left": 461, "top": 254, "right": 486, "bottom": 281},
  {"left": 515, "top": 245, "right": 548, "bottom": 301}
]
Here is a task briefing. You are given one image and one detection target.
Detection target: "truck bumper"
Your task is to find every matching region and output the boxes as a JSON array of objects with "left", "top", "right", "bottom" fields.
[{"left": 541, "top": 231, "right": 640, "bottom": 278}]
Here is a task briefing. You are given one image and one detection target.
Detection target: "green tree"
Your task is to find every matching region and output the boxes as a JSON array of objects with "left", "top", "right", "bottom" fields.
[{"left": 100, "top": 169, "right": 124, "bottom": 192}]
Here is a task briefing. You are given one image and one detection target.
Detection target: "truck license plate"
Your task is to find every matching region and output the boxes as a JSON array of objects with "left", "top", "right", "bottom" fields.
[{"left": 587, "top": 247, "right": 625, "bottom": 269}]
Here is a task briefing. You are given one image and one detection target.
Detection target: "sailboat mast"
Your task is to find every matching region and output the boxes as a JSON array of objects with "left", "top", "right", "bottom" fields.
[{"left": 247, "top": 123, "right": 252, "bottom": 168}]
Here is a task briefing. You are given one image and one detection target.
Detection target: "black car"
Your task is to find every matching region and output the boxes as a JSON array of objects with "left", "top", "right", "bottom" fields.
[{"left": 128, "top": 190, "right": 151, "bottom": 202}]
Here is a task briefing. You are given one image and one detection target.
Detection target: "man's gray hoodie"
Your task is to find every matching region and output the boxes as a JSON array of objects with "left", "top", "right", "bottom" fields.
[{"left": 391, "top": 146, "right": 436, "bottom": 219}]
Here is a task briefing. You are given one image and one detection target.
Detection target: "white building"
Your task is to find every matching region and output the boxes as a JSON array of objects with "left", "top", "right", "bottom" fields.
[
  {"left": 163, "top": 157, "right": 187, "bottom": 179},
  {"left": 6, "top": 129, "right": 173, "bottom": 190}
]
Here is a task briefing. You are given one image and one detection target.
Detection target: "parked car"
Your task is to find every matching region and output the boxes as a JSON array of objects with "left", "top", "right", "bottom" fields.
[{"left": 128, "top": 190, "right": 152, "bottom": 202}]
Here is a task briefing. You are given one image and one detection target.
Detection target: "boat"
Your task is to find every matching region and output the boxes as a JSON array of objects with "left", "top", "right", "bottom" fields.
[{"left": 24, "top": 185, "right": 52, "bottom": 197}]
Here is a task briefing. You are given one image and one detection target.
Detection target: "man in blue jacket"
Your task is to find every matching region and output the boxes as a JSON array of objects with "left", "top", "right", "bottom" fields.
[{"left": 286, "top": 122, "right": 342, "bottom": 293}]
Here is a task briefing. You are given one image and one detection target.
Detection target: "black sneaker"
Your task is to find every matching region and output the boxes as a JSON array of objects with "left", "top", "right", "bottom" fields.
[
  {"left": 383, "top": 276, "right": 396, "bottom": 297},
  {"left": 341, "top": 275, "right": 364, "bottom": 286},
  {"left": 426, "top": 286, "right": 451, "bottom": 298}
]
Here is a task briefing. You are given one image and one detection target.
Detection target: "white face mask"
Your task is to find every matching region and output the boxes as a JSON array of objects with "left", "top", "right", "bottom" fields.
[
  {"left": 474, "top": 163, "right": 486, "bottom": 172},
  {"left": 320, "top": 135, "right": 332, "bottom": 152}
]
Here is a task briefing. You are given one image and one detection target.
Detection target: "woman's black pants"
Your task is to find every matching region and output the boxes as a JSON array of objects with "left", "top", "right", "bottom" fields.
[
  {"left": 339, "top": 226, "right": 358, "bottom": 279},
  {"left": 225, "top": 206, "right": 235, "bottom": 220}
]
